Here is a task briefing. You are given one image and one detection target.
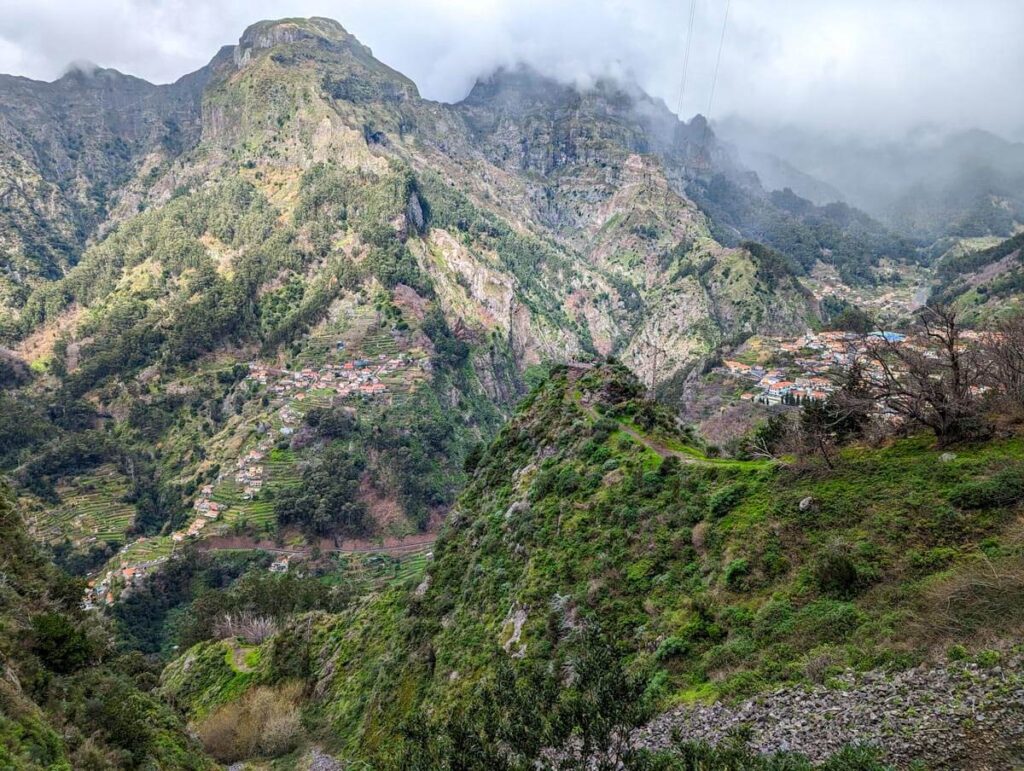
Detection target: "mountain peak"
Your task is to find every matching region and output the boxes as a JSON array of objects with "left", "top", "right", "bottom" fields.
[
  {"left": 234, "top": 17, "right": 355, "bottom": 66},
  {"left": 61, "top": 59, "right": 102, "bottom": 77},
  {"left": 240, "top": 16, "right": 350, "bottom": 46},
  {"left": 54, "top": 62, "right": 149, "bottom": 88}
]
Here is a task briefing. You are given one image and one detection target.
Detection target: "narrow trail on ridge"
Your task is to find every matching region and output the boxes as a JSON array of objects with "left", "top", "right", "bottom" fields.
[{"left": 565, "top": 364, "right": 769, "bottom": 468}]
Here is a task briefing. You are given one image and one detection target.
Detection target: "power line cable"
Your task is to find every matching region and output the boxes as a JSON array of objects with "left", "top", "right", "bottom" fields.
[
  {"left": 674, "top": 0, "right": 697, "bottom": 118},
  {"left": 702, "top": 0, "right": 731, "bottom": 147}
]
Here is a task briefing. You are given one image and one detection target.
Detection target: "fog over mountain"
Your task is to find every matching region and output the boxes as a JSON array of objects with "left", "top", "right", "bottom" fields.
[
  {"left": 714, "top": 117, "right": 1024, "bottom": 234},
  {"left": 1, "top": 0, "right": 1022, "bottom": 141}
]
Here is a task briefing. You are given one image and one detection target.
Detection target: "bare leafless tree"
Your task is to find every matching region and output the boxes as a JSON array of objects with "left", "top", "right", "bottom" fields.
[
  {"left": 798, "top": 399, "right": 856, "bottom": 469},
  {"left": 825, "top": 355, "right": 875, "bottom": 437},
  {"left": 983, "top": 313, "right": 1024, "bottom": 413},
  {"left": 213, "top": 612, "right": 278, "bottom": 644},
  {"left": 863, "top": 303, "right": 990, "bottom": 445}
]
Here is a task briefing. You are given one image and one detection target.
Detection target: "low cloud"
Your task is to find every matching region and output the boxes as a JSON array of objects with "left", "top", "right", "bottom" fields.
[{"left": 1, "top": 0, "right": 1021, "bottom": 139}]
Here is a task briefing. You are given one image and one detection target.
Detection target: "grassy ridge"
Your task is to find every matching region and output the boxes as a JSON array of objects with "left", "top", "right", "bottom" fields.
[{"left": 156, "top": 362, "right": 1024, "bottom": 765}]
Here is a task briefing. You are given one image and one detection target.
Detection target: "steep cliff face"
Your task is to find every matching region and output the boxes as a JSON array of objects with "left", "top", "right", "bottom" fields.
[
  {"left": 447, "top": 66, "right": 819, "bottom": 380},
  {"left": 0, "top": 62, "right": 216, "bottom": 306},
  {"left": 2, "top": 17, "right": 819, "bottom": 387}
]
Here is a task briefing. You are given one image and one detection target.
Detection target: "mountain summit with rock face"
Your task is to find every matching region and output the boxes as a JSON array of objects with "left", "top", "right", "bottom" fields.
[{"left": 2, "top": 15, "right": 911, "bottom": 390}]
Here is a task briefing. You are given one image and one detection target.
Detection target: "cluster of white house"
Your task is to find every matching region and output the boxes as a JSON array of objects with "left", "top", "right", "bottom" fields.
[
  {"left": 169, "top": 483, "right": 225, "bottom": 542},
  {"left": 247, "top": 353, "right": 419, "bottom": 402},
  {"left": 722, "top": 330, "right": 905, "bottom": 405},
  {"left": 723, "top": 328, "right": 992, "bottom": 407},
  {"left": 236, "top": 450, "right": 265, "bottom": 499},
  {"left": 81, "top": 553, "right": 168, "bottom": 609}
]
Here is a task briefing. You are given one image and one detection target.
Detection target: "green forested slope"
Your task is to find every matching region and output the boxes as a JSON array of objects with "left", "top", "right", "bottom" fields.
[
  {"left": 931, "top": 231, "right": 1024, "bottom": 319},
  {"left": 0, "top": 17, "right": 822, "bottom": 566},
  {"left": 0, "top": 483, "right": 211, "bottom": 768},
  {"left": 159, "top": 362, "right": 1024, "bottom": 767}
]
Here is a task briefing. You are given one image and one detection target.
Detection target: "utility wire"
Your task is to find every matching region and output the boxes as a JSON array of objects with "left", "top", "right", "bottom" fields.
[
  {"left": 702, "top": 0, "right": 731, "bottom": 147},
  {"left": 674, "top": 0, "right": 697, "bottom": 118}
]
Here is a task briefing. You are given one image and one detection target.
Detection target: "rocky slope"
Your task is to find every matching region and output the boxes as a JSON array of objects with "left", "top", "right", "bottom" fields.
[
  {"left": 0, "top": 17, "right": 830, "bottom": 571},
  {"left": 635, "top": 656, "right": 1024, "bottom": 768},
  {"left": 2, "top": 16, "right": 907, "bottom": 384},
  {"left": 0, "top": 59, "right": 218, "bottom": 307}
]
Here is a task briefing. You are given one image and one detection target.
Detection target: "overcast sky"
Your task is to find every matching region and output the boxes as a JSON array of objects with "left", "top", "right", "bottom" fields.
[{"left": 1, "top": 0, "right": 1022, "bottom": 140}]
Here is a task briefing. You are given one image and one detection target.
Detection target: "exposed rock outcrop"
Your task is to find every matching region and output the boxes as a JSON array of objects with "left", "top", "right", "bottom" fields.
[{"left": 633, "top": 657, "right": 1024, "bottom": 769}]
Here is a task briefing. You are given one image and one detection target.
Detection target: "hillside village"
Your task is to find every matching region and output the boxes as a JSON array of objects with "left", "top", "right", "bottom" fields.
[
  {"left": 720, "top": 328, "right": 985, "bottom": 406},
  {"left": 173, "top": 353, "right": 425, "bottom": 536},
  {"left": 81, "top": 347, "right": 432, "bottom": 607},
  {"left": 720, "top": 330, "right": 884, "bottom": 405}
]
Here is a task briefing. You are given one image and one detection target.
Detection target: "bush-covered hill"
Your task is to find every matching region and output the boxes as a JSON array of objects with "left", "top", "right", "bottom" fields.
[
  {"left": 0, "top": 483, "right": 211, "bottom": 768},
  {"left": 159, "top": 361, "right": 1024, "bottom": 767},
  {"left": 931, "top": 231, "right": 1024, "bottom": 319}
]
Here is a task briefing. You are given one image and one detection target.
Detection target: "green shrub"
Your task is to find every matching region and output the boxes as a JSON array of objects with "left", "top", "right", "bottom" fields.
[
  {"left": 814, "top": 548, "right": 867, "bottom": 599},
  {"left": 654, "top": 636, "right": 689, "bottom": 662},
  {"left": 555, "top": 466, "right": 582, "bottom": 495},
  {"left": 946, "top": 644, "right": 968, "bottom": 661},
  {"left": 908, "top": 547, "right": 958, "bottom": 575},
  {"left": 949, "top": 467, "right": 1024, "bottom": 508},
  {"left": 717, "top": 669, "right": 766, "bottom": 699},
  {"left": 975, "top": 649, "right": 1001, "bottom": 667},
  {"left": 792, "top": 600, "right": 863, "bottom": 645},
  {"left": 708, "top": 482, "right": 747, "bottom": 519},
  {"left": 724, "top": 558, "right": 751, "bottom": 590},
  {"left": 30, "top": 613, "right": 94, "bottom": 674},
  {"left": 753, "top": 599, "right": 796, "bottom": 641}
]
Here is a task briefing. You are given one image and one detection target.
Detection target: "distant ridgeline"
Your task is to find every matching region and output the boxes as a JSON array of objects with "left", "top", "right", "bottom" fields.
[{"left": 931, "top": 231, "right": 1024, "bottom": 319}]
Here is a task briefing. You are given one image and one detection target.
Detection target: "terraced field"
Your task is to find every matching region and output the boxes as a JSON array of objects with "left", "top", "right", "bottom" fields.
[
  {"left": 326, "top": 544, "right": 432, "bottom": 593},
  {"left": 290, "top": 387, "right": 334, "bottom": 414},
  {"left": 360, "top": 330, "right": 400, "bottom": 357},
  {"left": 379, "top": 363, "right": 426, "bottom": 403},
  {"left": 211, "top": 481, "right": 277, "bottom": 535},
  {"left": 111, "top": 536, "right": 174, "bottom": 569},
  {"left": 264, "top": 448, "right": 302, "bottom": 483},
  {"left": 390, "top": 547, "right": 430, "bottom": 586},
  {"left": 205, "top": 447, "right": 301, "bottom": 537},
  {"left": 299, "top": 305, "right": 378, "bottom": 366},
  {"left": 31, "top": 465, "right": 136, "bottom": 546}
]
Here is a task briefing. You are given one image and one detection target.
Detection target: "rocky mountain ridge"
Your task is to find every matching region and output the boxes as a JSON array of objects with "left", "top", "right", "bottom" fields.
[
  {"left": 717, "top": 118, "right": 1024, "bottom": 241},
  {"left": 0, "top": 58, "right": 218, "bottom": 305},
  {"left": 1, "top": 16, "right": 830, "bottom": 388}
]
